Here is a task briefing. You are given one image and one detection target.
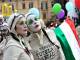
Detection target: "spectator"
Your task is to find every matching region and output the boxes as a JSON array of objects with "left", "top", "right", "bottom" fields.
[{"left": 3, "top": 13, "right": 34, "bottom": 60}]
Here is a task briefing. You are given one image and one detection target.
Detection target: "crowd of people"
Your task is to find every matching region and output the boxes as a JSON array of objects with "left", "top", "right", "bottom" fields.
[{"left": 0, "top": 8, "right": 80, "bottom": 60}]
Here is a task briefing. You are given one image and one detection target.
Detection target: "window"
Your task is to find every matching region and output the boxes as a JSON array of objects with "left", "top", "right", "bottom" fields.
[
  {"left": 43, "top": 13, "right": 46, "bottom": 19},
  {"left": 22, "top": 3, "right": 25, "bottom": 9},
  {"left": 12, "top": 0, "right": 16, "bottom": 2},
  {"left": 54, "top": 0, "right": 62, "bottom": 5},
  {"left": 8, "top": 0, "right": 12, "bottom": 2},
  {"left": 12, "top": 4, "right": 14, "bottom": 10},
  {"left": 29, "top": 2, "right": 33, "bottom": 9},
  {"left": 2, "top": 0, "right": 5, "bottom": 2},
  {"left": 54, "top": 0, "right": 61, "bottom": 3},
  {"left": 0, "top": 5, "right": 1, "bottom": 12},
  {"left": 41, "top": 1, "right": 48, "bottom": 10},
  {"left": 51, "top": 1, "right": 54, "bottom": 7}
]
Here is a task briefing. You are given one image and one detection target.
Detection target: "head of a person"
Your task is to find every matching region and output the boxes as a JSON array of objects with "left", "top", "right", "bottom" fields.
[
  {"left": 25, "top": 13, "right": 45, "bottom": 33},
  {"left": 0, "top": 15, "right": 4, "bottom": 25},
  {"left": 46, "top": 20, "right": 55, "bottom": 28},
  {"left": 7, "top": 13, "right": 28, "bottom": 36}
]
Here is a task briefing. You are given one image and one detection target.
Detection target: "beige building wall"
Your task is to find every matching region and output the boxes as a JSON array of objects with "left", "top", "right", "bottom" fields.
[{"left": 0, "top": 0, "right": 57, "bottom": 22}]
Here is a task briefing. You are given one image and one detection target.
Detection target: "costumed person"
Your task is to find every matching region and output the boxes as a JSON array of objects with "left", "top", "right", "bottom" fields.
[
  {"left": 25, "top": 13, "right": 65, "bottom": 60},
  {"left": 3, "top": 13, "right": 34, "bottom": 60},
  {"left": 0, "top": 15, "right": 9, "bottom": 60}
]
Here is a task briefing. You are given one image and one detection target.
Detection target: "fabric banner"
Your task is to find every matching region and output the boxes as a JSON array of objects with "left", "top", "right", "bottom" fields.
[
  {"left": 54, "top": 18, "right": 80, "bottom": 60},
  {"left": 54, "top": 27, "right": 75, "bottom": 60},
  {"left": 59, "top": 21, "right": 80, "bottom": 60},
  {"left": 66, "top": 18, "right": 80, "bottom": 47}
]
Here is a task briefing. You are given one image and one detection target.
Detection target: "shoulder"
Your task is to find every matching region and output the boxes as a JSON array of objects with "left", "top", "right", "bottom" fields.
[
  {"left": 3, "top": 39, "right": 25, "bottom": 60},
  {"left": 3, "top": 45, "right": 30, "bottom": 60},
  {"left": 3, "top": 36, "right": 33, "bottom": 60},
  {"left": 45, "top": 28, "right": 56, "bottom": 38},
  {"left": 3, "top": 43, "right": 33, "bottom": 60},
  {"left": 4, "top": 45, "right": 23, "bottom": 54},
  {"left": 4, "top": 36, "right": 23, "bottom": 52},
  {"left": 45, "top": 28, "right": 61, "bottom": 46}
]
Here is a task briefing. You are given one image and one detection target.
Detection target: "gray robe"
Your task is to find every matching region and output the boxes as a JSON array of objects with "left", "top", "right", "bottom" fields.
[{"left": 27, "top": 29, "right": 65, "bottom": 60}]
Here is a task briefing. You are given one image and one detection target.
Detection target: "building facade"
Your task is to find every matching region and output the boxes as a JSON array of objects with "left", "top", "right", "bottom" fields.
[{"left": 0, "top": 0, "right": 65, "bottom": 22}]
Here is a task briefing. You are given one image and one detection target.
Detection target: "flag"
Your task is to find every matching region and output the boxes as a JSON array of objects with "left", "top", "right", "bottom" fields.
[{"left": 54, "top": 18, "right": 80, "bottom": 60}]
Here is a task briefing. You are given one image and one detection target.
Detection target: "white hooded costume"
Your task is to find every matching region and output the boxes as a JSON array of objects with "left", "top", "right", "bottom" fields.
[
  {"left": 25, "top": 13, "right": 65, "bottom": 60},
  {"left": 0, "top": 15, "right": 9, "bottom": 60},
  {"left": 3, "top": 13, "right": 34, "bottom": 60}
]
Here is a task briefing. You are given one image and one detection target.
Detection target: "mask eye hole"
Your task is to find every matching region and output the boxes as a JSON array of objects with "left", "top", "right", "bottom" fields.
[
  {"left": 35, "top": 18, "right": 38, "bottom": 21},
  {"left": 34, "top": 17, "right": 40, "bottom": 21},
  {"left": 27, "top": 19, "right": 33, "bottom": 25}
]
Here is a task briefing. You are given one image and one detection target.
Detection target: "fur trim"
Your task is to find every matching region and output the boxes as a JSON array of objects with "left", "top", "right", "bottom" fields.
[{"left": 7, "top": 13, "right": 24, "bottom": 35}]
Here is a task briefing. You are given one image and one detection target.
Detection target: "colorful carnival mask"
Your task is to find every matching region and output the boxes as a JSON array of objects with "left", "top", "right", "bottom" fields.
[{"left": 26, "top": 14, "right": 41, "bottom": 33}]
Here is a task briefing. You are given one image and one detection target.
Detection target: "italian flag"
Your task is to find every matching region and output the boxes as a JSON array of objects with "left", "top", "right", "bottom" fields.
[{"left": 54, "top": 18, "right": 80, "bottom": 60}]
